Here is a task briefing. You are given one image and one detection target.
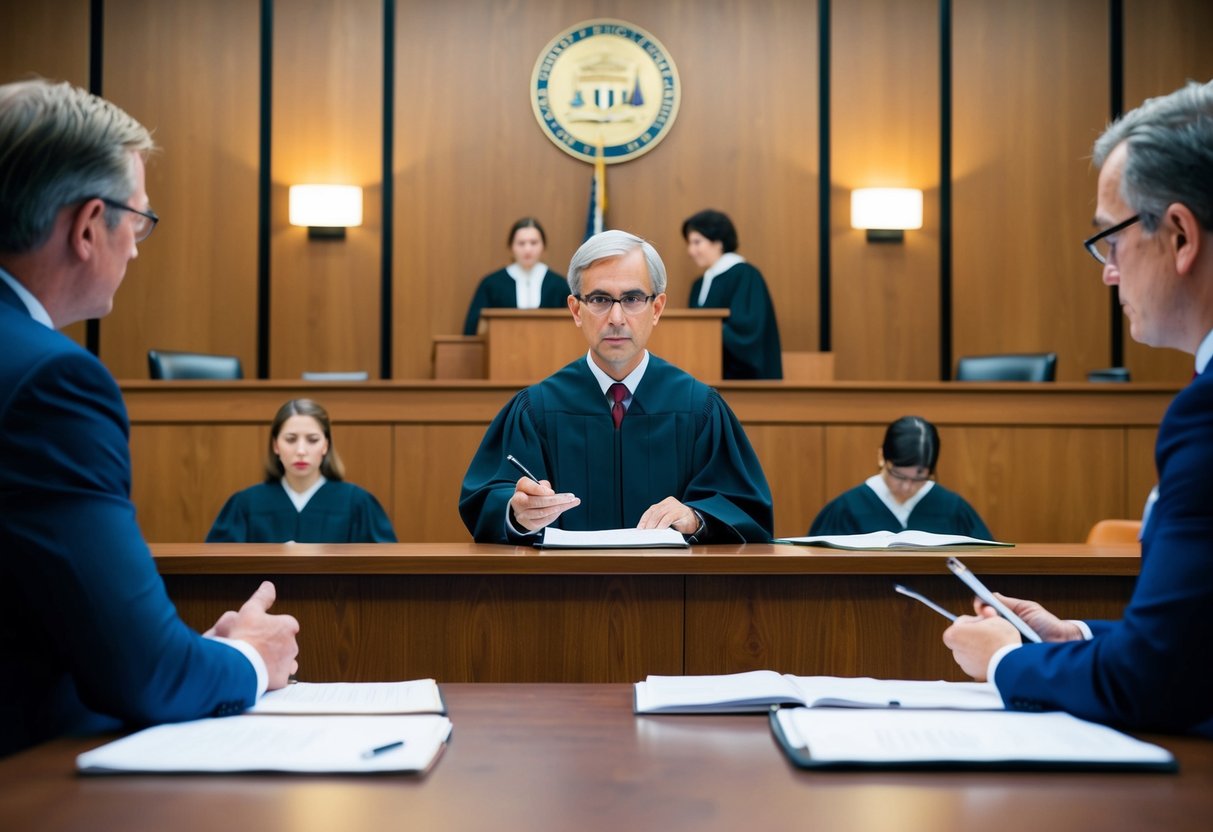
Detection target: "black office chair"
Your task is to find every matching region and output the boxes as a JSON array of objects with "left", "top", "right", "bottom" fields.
[
  {"left": 1087, "top": 367, "right": 1131, "bottom": 382},
  {"left": 148, "top": 349, "right": 244, "bottom": 380},
  {"left": 955, "top": 352, "right": 1057, "bottom": 382}
]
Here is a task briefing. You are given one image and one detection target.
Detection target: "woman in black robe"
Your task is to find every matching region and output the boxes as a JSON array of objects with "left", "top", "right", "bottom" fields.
[{"left": 462, "top": 217, "right": 569, "bottom": 335}]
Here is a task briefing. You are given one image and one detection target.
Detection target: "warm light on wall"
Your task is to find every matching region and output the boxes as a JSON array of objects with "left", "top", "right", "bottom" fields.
[
  {"left": 289, "top": 185, "right": 363, "bottom": 239},
  {"left": 851, "top": 188, "right": 923, "bottom": 243}
]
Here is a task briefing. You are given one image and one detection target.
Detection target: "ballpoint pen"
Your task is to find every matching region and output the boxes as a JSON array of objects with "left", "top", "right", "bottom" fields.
[
  {"left": 506, "top": 454, "right": 541, "bottom": 484},
  {"left": 893, "top": 583, "right": 958, "bottom": 622},
  {"left": 361, "top": 740, "right": 405, "bottom": 759}
]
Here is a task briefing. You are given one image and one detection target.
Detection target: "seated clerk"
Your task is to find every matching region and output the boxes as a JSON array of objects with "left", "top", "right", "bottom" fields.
[
  {"left": 459, "top": 230, "right": 774, "bottom": 544},
  {"left": 207, "top": 399, "right": 397, "bottom": 543},
  {"left": 808, "top": 415, "right": 992, "bottom": 538},
  {"left": 682, "top": 209, "right": 782, "bottom": 379},
  {"left": 462, "top": 216, "right": 570, "bottom": 335}
]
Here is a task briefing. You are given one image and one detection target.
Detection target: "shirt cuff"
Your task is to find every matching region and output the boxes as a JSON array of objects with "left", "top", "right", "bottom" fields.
[
  {"left": 505, "top": 505, "right": 542, "bottom": 538},
  {"left": 1071, "top": 619, "right": 1094, "bottom": 640},
  {"left": 986, "top": 642, "right": 1019, "bottom": 687},
  {"left": 208, "top": 635, "right": 269, "bottom": 699}
]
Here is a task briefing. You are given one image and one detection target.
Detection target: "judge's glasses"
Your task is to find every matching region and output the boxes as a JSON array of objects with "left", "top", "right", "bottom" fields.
[
  {"left": 1083, "top": 214, "right": 1140, "bottom": 265},
  {"left": 575, "top": 292, "right": 656, "bottom": 316},
  {"left": 97, "top": 196, "right": 160, "bottom": 243}
]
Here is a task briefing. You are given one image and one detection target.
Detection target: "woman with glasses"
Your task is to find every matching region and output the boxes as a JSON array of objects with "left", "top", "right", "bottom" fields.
[
  {"left": 206, "top": 399, "right": 397, "bottom": 543},
  {"left": 807, "top": 415, "right": 992, "bottom": 538},
  {"left": 682, "top": 209, "right": 782, "bottom": 379},
  {"left": 462, "top": 217, "right": 570, "bottom": 335}
]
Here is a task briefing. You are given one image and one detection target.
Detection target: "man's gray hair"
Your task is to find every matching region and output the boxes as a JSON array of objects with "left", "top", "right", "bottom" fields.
[
  {"left": 0, "top": 79, "right": 153, "bottom": 253},
  {"left": 567, "top": 230, "right": 667, "bottom": 296},
  {"left": 1093, "top": 78, "right": 1213, "bottom": 233}
]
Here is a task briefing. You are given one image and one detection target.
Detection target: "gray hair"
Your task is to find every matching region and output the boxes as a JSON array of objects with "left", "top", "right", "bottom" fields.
[
  {"left": 567, "top": 229, "right": 668, "bottom": 296},
  {"left": 0, "top": 79, "right": 154, "bottom": 253},
  {"left": 1093, "top": 79, "right": 1213, "bottom": 233}
]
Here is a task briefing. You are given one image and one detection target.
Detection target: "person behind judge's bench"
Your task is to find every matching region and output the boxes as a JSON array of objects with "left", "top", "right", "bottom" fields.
[
  {"left": 462, "top": 217, "right": 570, "bottom": 335},
  {"left": 0, "top": 79, "right": 299, "bottom": 757},
  {"left": 683, "top": 209, "right": 783, "bottom": 379},
  {"left": 207, "top": 398, "right": 397, "bottom": 543},
  {"left": 943, "top": 79, "right": 1213, "bottom": 738},
  {"left": 460, "top": 230, "right": 774, "bottom": 544},
  {"left": 808, "top": 415, "right": 992, "bottom": 539}
]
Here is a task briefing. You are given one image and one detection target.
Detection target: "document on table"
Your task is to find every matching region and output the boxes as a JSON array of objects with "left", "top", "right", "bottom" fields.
[
  {"left": 76, "top": 714, "right": 453, "bottom": 774},
  {"left": 771, "top": 708, "right": 1177, "bottom": 771},
  {"left": 773, "top": 530, "right": 1013, "bottom": 549},
  {"left": 634, "top": 671, "right": 1003, "bottom": 714},
  {"left": 250, "top": 679, "right": 446, "bottom": 715},
  {"left": 538, "top": 527, "right": 689, "bottom": 548}
]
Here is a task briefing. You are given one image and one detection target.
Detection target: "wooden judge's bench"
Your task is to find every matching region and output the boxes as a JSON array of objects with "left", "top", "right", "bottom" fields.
[{"left": 433, "top": 308, "right": 727, "bottom": 380}]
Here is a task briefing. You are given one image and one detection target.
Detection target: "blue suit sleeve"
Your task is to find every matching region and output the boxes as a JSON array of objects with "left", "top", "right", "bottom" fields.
[{"left": 4, "top": 350, "right": 257, "bottom": 728}]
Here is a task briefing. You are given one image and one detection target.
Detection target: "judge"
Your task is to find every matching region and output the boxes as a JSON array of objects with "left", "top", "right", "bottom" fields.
[
  {"left": 462, "top": 217, "right": 569, "bottom": 335},
  {"left": 808, "top": 416, "right": 992, "bottom": 538},
  {"left": 459, "top": 230, "right": 773, "bottom": 544},
  {"left": 682, "top": 209, "right": 782, "bottom": 379},
  {"left": 207, "top": 399, "right": 397, "bottom": 543}
]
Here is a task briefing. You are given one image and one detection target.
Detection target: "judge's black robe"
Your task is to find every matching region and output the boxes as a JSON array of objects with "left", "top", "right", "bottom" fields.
[
  {"left": 206, "top": 481, "right": 397, "bottom": 543},
  {"left": 808, "top": 483, "right": 993, "bottom": 539},
  {"left": 688, "top": 261, "right": 783, "bottom": 379},
  {"left": 459, "top": 355, "right": 774, "bottom": 543},
  {"left": 462, "top": 267, "right": 570, "bottom": 335}
]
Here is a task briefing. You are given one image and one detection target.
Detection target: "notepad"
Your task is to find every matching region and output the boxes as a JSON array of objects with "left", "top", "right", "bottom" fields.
[
  {"left": 250, "top": 679, "right": 446, "bottom": 715},
  {"left": 538, "top": 527, "right": 689, "bottom": 548},
  {"left": 633, "top": 671, "right": 1003, "bottom": 714},
  {"left": 773, "top": 530, "right": 1013, "bottom": 550},
  {"left": 771, "top": 708, "right": 1177, "bottom": 771},
  {"left": 76, "top": 714, "right": 453, "bottom": 774}
]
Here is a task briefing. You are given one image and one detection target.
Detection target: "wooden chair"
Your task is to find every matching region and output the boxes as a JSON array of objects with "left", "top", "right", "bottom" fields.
[{"left": 1085, "top": 519, "right": 1141, "bottom": 544}]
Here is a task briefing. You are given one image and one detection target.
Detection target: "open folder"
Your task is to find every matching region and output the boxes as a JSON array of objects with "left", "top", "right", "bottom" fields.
[
  {"left": 770, "top": 708, "right": 1177, "bottom": 772},
  {"left": 634, "top": 671, "right": 1003, "bottom": 714}
]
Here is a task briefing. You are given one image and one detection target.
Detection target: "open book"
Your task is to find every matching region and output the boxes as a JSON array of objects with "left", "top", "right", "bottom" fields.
[
  {"left": 250, "top": 679, "right": 446, "bottom": 715},
  {"left": 773, "top": 530, "right": 1012, "bottom": 550},
  {"left": 633, "top": 671, "right": 1003, "bottom": 714},
  {"left": 77, "top": 714, "right": 452, "bottom": 774},
  {"left": 538, "top": 527, "right": 688, "bottom": 548},
  {"left": 771, "top": 708, "right": 1176, "bottom": 771}
]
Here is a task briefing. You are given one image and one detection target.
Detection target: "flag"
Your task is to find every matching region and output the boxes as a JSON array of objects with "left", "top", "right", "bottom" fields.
[{"left": 583, "top": 138, "right": 607, "bottom": 240}]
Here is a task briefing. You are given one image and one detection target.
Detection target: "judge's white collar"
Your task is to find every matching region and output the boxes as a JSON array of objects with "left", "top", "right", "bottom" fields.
[{"left": 585, "top": 349, "right": 649, "bottom": 402}]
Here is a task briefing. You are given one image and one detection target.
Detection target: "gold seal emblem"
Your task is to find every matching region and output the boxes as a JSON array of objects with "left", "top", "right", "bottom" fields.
[{"left": 531, "top": 19, "right": 682, "bottom": 164}]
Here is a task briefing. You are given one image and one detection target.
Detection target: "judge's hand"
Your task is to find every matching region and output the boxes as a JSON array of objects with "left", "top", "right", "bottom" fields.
[
  {"left": 942, "top": 609, "right": 1019, "bottom": 681},
  {"left": 971, "top": 592, "right": 1083, "bottom": 643},
  {"left": 638, "top": 497, "right": 701, "bottom": 535},
  {"left": 206, "top": 581, "right": 300, "bottom": 690},
  {"left": 509, "top": 476, "right": 580, "bottom": 531}
]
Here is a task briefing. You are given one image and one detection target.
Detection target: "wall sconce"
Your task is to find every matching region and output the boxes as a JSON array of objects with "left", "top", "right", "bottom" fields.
[
  {"left": 851, "top": 188, "right": 923, "bottom": 243},
  {"left": 289, "top": 184, "right": 363, "bottom": 240}
]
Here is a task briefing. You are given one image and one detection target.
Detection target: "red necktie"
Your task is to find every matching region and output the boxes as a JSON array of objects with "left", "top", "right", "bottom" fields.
[{"left": 609, "top": 382, "right": 627, "bottom": 429}]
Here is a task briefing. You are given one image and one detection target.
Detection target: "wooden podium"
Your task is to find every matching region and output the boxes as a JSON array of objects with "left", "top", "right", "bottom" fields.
[{"left": 479, "top": 308, "right": 726, "bottom": 381}]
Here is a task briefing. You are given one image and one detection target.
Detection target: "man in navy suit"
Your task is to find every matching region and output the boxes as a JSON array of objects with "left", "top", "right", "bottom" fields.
[
  {"left": 0, "top": 79, "right": 300, "bottom": 757},
  {"left": 943, "top": 79, "right": 1213, "bottom": 737}
]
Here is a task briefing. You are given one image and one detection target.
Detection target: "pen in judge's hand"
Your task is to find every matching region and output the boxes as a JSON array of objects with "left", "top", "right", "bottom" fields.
[{"left": 506, "top": 454, "right": 541, "bottom": 484}]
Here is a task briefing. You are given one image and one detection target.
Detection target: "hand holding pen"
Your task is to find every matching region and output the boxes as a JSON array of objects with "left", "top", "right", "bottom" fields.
[{"left": 506, "top": 454, "right": 580, "bottom": 532}]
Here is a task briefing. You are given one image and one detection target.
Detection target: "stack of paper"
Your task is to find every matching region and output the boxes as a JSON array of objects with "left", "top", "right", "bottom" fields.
[
  {"left": 77, "top": 679, "right": 450, "bottom": 775},
  {"left": 538, "top": 527, "right": 689, "bottom": 548},
  {"left": 773, "top": 530, "right": 1012, "bottom": 549}
]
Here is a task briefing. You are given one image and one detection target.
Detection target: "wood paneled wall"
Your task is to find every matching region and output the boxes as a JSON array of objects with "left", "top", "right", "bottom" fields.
[{"left": 2, "top": 1, "right": 1211, "bottom": 382}]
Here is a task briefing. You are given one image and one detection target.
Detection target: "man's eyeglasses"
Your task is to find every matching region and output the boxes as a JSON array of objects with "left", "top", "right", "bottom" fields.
[
  {"left": 575, "top": 292, "right": 656, "bottom": 316},
  {"left": 97, "top": 197, "right": 159, "bottom": 243},
  {"left": 1083, "top": 214, "right": 1140, "bottom": 265}
]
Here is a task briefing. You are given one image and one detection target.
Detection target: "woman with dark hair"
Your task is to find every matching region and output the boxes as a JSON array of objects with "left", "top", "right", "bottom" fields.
[
  {"left": 808, "top": 416, "right": 992, "bottom": 537},
  {"left": 682, "top": 209, "right": 782, "bottom": 379},
  {"left": 206, "top": 399, "right": 397, "bottom": 543},
  {"left": 462, "top": 217, "right": 570, "bottom": 335}
]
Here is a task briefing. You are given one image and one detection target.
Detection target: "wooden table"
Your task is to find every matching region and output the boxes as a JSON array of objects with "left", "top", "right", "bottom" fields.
[
  {"left": 156, "top": 543, "right": 1141, "bottom": 684},
  {"left": 1, "top": 684, "right": 1206, "bottom": 832}
]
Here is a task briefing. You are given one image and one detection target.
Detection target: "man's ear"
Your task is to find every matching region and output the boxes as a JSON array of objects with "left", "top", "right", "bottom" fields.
[
  {"left": 67, "top": 198, "right": 106, "bottom": 262},
  {"left": 567, "top": 293, "right": 582, "bottom": 327},
  {"left": 1165, "top": 202, "right": 1202, "bottom": 276}
]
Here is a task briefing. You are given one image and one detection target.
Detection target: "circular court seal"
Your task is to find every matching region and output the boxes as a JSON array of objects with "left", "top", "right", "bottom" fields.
[{"left": 531, "top": 19, "right": 682, "bottom": 164}]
